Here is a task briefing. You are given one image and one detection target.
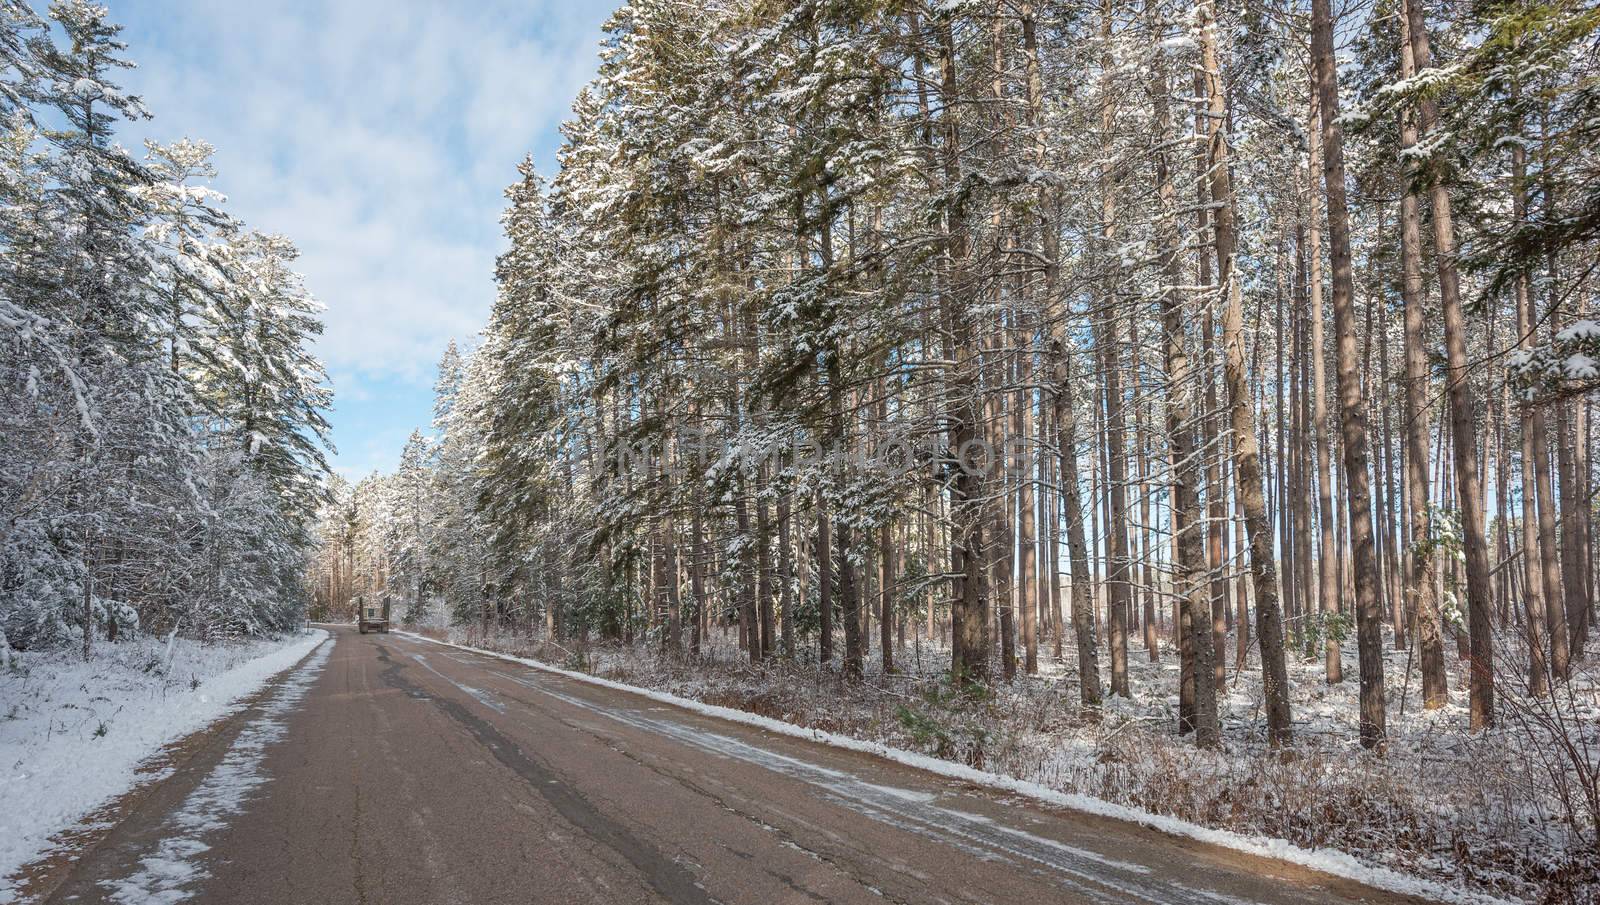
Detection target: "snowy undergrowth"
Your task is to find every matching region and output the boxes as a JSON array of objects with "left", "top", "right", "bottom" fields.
[
  {"left": 0, "top": 629, "right": 328, "bottom": 901},
  {"left": 429, "top": 624, "right": 1598, "bottom": 904}
]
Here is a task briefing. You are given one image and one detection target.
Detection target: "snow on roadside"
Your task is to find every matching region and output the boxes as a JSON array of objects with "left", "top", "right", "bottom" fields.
[
  {"left": 101, "top": 639, "right": 332, "bottom": 905},
  {"left": 397, "top": 630, "right": 1514, "bottom": 905},
  {"left": 0, "top": 628, "right": 328, "bottom": 900}
]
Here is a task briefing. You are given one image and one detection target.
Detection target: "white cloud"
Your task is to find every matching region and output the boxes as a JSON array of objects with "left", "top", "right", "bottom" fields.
[{"left": 114, "top": 0, "right": 609, "bottom": 383}]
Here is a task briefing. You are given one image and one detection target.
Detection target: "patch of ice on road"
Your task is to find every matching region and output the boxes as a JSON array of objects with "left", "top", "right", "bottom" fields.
[
  {"left": 0, "top": 630, "right": 329, "bottom": 903},
  {"left": 409, "top": 653, "right": 505, "bottom": 713},
  {"left": 100, "top": 638, "right": 331, "bottom": 905},
  {"left": 856, "top": 782, "right": 937, "bottom": 804}
]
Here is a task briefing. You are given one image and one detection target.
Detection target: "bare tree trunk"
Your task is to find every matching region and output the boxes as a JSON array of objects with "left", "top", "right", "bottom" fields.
[
  {"left": 1022, "top": 1, "right": 1062, "bottom": 668},
  {"left": 1378, "top": 317, "right": 1404, "bottom": 650},
  {"left": 1193, "top": 66, "right": 1229, "bottom": 696},
  {"left": 1497, "top": 373, "right": 1515, "bottom": 630},
  {"left": 1197, "top": 0, "right": 1288, "bottom": 743},
  {"left": 1555, "top": 296, "right": 1590, "bottom": 660},
  {"left": 1018, "top": 350, "right": 1039, "bottom": 674},
  {"left": 1297, "top": 292, "right": 1318, "bottom": 655},
  {"left": 1311, "top": 0, "right": 1385, "bottom": 747},
  {"left": 1405, "top": 0, "right": 1495, "bottom": 728},
  {"left": 757, "top": 473, "right": 775, "bottom": 659},
  {"left": 1096, "top": 0, "right": 1130, "bottom": 697},
  {"left": 1054, "top": 344, "right": 1102, "bottom": 714},
  {"left": 82, "top": 547, "right": 94, "bottom": 661},
  {"left": 1305, "top": 93, "right": 1342, "bottom": 685},
  {"left": 735, "top": 480, "right": 760, "bottom": 664},
  {"left": 1152, "top": 21, "right": 1217, "bottom": 745},
  {"left": 1048, "top": 417, "right": 1067, "bottom": 664},
  {"left": 778, "top": 491, "right": 793, "bottom": 658},
  {"left": 879, "top": 390, "right": 895, "bottom": 674},
  {"left": 692, "top": 482, "right": 708, "bottom": 657},
  {"left": 1513, "top": 130, "right": 1570, "bottom": 681},
  {"left": 935, "top": 14, "right": 990, "bottom": 688},
  {"left": 817, "top": 493, "right": 832, "bottom": 665},
  {"left": 991, "top": 355, "right": 1016, "bottom": 682},
  {"left": 1100, "top": 311, "right": 1133, "bottom": 697},
  {"left": 1394, "top": 13, "right": 1447, "bottom": 703},
  {"left": 880, "top": 516, "right": 895, "bottom": 675},
  {"left": 838, "top": 511, "right": 862, "bottom": 679},
  {"left": 1516, "top": 261, "right": 1552, "bottom": 697},
  {"left": 1276, "top": 237, "right": 1297, "bottom": 648},
  {"left": 1135, "top": 339, "right": 1160, "bottom": 662}
]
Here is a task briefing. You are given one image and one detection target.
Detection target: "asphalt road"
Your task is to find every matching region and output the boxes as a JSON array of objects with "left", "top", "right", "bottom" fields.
[{"left": 43, "top": 626, "right": 1434, "bottom": 905}]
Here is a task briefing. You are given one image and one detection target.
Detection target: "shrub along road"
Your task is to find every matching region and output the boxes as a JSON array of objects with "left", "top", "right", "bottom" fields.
[{"left": 42, "top": 626, "right": 1440, "bottom": 905}]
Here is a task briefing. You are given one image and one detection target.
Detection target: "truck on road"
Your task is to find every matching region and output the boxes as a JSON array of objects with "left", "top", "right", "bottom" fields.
[{"left": 357, "top": 596, "right": 391, "bottom": 634}]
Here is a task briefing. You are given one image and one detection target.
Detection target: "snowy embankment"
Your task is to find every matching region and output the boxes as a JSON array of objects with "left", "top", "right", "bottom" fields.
[
  {"left": 0, "top": 629, "right": 328, "bottom": 899},
  {"left": 408, "top": 625, "right": 1595, "bottom": 904}
]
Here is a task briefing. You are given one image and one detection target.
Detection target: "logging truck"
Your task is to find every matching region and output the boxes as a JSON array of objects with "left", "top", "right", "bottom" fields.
[{"left": 356, "top": 595, "right": 391, "bottom": 634}]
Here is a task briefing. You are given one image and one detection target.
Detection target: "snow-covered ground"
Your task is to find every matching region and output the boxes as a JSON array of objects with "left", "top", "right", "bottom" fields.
[
  {"left": 0, "top": 629, "right": 328, "bottom": 901},
  {"left": 423, "top": 622, "right": 1598, "bottom": 904}
]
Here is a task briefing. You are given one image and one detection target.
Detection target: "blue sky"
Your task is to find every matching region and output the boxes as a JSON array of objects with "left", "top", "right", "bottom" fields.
[{"left": 107, "top": 0, "right": 612, "bottom": 478}]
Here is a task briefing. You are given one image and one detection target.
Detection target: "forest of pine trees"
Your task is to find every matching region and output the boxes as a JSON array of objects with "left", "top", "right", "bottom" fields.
[
  {"left": 0, "top": 1, "right": 332, "bottom": 654},
  {"left": 320, "top": 0, "right": 1600, "bottom": 760}
]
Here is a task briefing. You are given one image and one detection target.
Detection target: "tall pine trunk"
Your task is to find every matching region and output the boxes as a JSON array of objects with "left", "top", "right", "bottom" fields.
[
  {"left": 1197, "top": 0, "right": 1289, "bottom": 744},
  {"left": 1394, "top": 11, "right": 1448, "bottom": 703},
  {"left": 1306, "top": 94, "right": 1342, "bottom": 685},
  {"left": 1311, "top": 0, "right": 1386, "bottom": 748},
  {"left": 1152, "top": 19, "right": 1217, "bottom": 745},
  {"left": 1405, "top": 0, "right": 1495, "bottom": 728}
]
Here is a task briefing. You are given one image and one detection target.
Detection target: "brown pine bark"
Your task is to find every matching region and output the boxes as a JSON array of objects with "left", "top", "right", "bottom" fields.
[
  {"left": 991, "top": 366, "right": 1016, "bottom": 683},
  {"left": 1305, "top": 93, "right": 1342, "bottom": 685},
  {"left": 1197, "top": 0, "right": 1288, "bottom": 744},
  {"left": 1513, "top": 131, "right": 1570, "bottom": 681},
  {"left": 1515, "top": 259, "right": 1552, "bottom": 696},
  {"left": 817, "top": 493, "right": 833, "bottom": 665},
  {"left": 1405, "top": 0, "right": 1495, "bottom": 728},
  {"left": 1311, "top": 0, "right": 1386, "bottom": 748},
  {"left": 734, "top": 475, "right": 760, "bottom": 664},
  {"left": 1049, "top": 420, "right": 1066, "bottom": 663},
  {"left": 934, "top": 13, "right": 990, "bottom": 688},
  {"left": 691, "top": 502, "right": 706, "bottom": 657},
  {"left": 1054, "top": 342, "right": 1102, "bottom": 714},
  {"left": 1021, "top": 0, "right": 1060, "bottom": 669},
  {"left": 1135, "top": 339, "right": 1160, "bottom": 661},
  {"left": 1297, "top": 277, "right": 1318, "bottom": 655},
  {"left": 1276, "top": 238, "right": 1296, "bottom": 645},
  {"left": 1555, "top": 310, "right": 1590, "bottom": 660},
  {"left": 1394, "top": 10, "right": 1448, "bottom": 704},
  {"left": 1018, "top": 354, "right": 1039, "bottom": 674},
  {"left": 1096, "top": 0, "right": 1131, "bottom": 697},
  {"left": 880, "top": 517, "right": 895, "bottom": 675},
  {"left": 756, "top": 474, "right": 775, "bottom": 659},
  {"left": 777, "top": 490, "right": 794, "bottom": 658},
  {"left": 1377, "top": 320, "right": 1404, "bottom": 650},
  {"left": 1153, "top": 19, "right": 1218, "bottom": 745},
  {"left": 830, "top": 374, "right": 863, "bottom": 680}
]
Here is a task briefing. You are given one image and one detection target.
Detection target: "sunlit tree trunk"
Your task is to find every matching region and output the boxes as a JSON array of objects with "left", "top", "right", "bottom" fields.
[
  {"left": 1311, "top": 0, "right": 1385, "bottom": 747},
  {"left": 1196, "top": 0, "right": 1288, "bottom": 743},
  {"left": 1405, "top": 0, "right": 1495, "bottom": 728}
]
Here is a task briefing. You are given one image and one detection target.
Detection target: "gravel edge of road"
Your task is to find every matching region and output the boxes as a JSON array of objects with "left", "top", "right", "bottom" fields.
[{"left": 394, "top": 630, "right": 1510, "bottom": 905}]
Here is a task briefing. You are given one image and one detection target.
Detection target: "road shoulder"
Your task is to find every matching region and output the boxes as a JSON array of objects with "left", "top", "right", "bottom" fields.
[{"left": 1, "top": 629, "right": 328, "bottom": 903}]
